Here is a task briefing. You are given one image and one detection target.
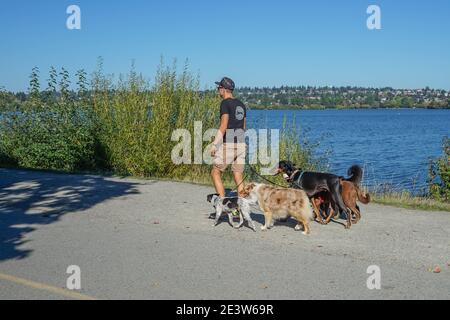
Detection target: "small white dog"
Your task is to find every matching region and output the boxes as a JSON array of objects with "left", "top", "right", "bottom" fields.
[{"left": 207, "top": 194, "right": 256, "bottom": 232}]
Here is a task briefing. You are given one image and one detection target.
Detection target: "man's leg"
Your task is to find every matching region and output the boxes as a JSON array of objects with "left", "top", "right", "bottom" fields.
[
  {"left": 232, "top": 143, "right": 247, "bottom": 197},
  {"left": 211, "top": 168, "right": 226, "bottom": 197},
  {"left": 212, "top": 144, "right": 227, "bottom": 198},
  {"left": 233, "top": 171, "right": 245, "bottom": 197}
]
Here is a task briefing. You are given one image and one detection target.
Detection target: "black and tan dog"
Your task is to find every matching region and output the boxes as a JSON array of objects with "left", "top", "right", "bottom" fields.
[{"left": 276, "top": 161, "right": 363, "bottom": 229}]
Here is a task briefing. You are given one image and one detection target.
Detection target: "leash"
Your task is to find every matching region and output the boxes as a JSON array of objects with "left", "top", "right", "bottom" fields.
[
  {"left": 248, "top": 165, "right": 290, "bottom": 189},
  {"left": 231, "top": 173, "right": 249, "bottom": 193},
  {"left": 230, "top": 165, "right": 289, "bottom": 193}
]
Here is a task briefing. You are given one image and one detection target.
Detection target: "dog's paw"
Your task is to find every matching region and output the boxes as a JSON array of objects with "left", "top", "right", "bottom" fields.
[
  {"left": 260, "top": 225, "right": 268, "bottom": 231},
  {"left": 294, "top": 224, "right": 302, "bottom": 231},
  {"left": 302, "top": 231, "right": 309, "bottom": 235}
]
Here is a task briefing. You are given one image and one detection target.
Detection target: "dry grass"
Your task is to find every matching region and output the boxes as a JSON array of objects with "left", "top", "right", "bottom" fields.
[{"left": 372, "top": 191, "right": 450, "bottom": 212}]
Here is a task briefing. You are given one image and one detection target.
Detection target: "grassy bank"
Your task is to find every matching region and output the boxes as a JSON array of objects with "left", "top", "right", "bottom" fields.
[{"left": 372, "top": 192, "right": 450, "bottom": 212}]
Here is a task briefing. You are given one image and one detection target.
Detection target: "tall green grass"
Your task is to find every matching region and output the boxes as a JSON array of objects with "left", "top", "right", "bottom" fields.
[
  {"left": 90, "top": 60, "right": 222, "bottom": 180},
  {"left": 0, "top": 59, "right": 322, "bottom": 185},
  {"left": 428, "top": 137, "right": 449, "bottom": 202}
]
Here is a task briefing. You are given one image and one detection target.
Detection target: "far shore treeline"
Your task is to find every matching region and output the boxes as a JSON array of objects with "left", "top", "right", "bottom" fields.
[
  {"left": 240, "top": 86, "right": 450, "bottom": 110},
  {"left": 2, "top": 79, "right": 450, "bottom": 112}
]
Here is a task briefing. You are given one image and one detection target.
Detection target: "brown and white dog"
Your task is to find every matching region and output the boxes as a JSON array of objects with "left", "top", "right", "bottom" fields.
[
  {"left": 310, "top": 180, "right": 371, "bottom": 226},
  {"left": 243, "top": 183, "right": 314, "bottom": 234},
  {"left": 340, "top": 180, "right": 371, "bottom": 224}
]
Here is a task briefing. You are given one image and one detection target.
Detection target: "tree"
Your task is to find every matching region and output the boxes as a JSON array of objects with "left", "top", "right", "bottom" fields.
[
  {"left": 76, "top": 69, "right": 88, "bottom": 105},
  {"left": 59, "top": 67, "right": 71, "bottom": 104},
  {"left": 28, "top": 66, "right": 41, "bottom": 109},
  {"left": 44, "top": 66, "right": 58, "bottom": 106}
]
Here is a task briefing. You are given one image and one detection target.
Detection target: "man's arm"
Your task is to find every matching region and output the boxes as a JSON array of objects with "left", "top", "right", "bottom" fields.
[{"left": 213, "top": 114, "right": 229, "bottom": 146}]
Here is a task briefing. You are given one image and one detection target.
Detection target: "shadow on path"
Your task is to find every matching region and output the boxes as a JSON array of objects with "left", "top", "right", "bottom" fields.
[{"left": 0, "top": 168, "right": 140, "bottom": 262}]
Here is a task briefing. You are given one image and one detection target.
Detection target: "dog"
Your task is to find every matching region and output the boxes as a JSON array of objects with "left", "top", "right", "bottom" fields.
[
  {"left": 339, "top": 179, "right": 371, "bottom": 224},
  {"left": 242, "top": 183, "right": 314, "bottom": 234},
  {"left": 310, "top": 191, "right": 333, "bottom": 224},
  {"left": 207, "top": 194, "right": 256, "bottom": 232},
  {"left": 277, "top": 161, "right": 364, "bottom": 229},
  {"left": 306, "top": 179, "right": 371, "bottom": 226}
]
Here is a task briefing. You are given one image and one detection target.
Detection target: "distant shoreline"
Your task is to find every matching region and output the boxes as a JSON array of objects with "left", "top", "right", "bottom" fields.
[{"left": 247, "top": 105, "right": 450, "bottom": 111}]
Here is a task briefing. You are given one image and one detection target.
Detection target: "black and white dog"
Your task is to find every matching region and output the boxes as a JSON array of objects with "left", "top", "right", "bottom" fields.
[{"left": 207, "top": 194, "right": 256, "bottom": 232}]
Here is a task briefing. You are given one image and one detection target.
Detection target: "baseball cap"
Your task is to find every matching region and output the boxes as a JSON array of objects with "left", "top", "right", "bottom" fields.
[{"left": 215, "top": 77, "right": 235, "bottom": 91}]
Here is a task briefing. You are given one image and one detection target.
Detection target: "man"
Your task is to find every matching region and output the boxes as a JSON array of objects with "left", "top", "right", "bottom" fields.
[{"left": 210, "top": 77, "right": 247, "bottom": 199}]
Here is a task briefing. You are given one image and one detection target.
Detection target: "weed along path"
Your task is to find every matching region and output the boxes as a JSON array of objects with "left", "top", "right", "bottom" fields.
[{"left": 0, "top": 168, "right": 449, "bottom": 300}]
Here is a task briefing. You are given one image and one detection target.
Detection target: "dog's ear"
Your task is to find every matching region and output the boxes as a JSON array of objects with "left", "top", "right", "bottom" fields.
[
  {"left": 278, "top": 161, "right": 289, "bottom": 173},
  {"left": 207, "top": 194, "right": 218, "bottom": 202},
  {"left": 242, "top": 183, "right": 255, "bottom": 197}
]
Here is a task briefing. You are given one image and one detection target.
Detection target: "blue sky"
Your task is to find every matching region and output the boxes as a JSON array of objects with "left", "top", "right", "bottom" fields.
[{"left": 1, "top": 0, "right": 449, "bottom": 91}]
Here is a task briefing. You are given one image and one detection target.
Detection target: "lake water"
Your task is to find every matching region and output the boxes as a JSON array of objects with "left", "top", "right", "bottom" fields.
[{"left": 248, "top": 108, "right": 450, "bottom": 193}]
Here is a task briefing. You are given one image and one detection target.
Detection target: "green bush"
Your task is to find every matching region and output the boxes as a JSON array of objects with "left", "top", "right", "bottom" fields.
[
  {"left": 0, "top": 110, "right": 96, "bottom": 171},
  {"left": 0, "top": 67, "right": 97, "bottom": 171},
  {"left": 428, "top": 137, "right": 450, "bottom": 202}
]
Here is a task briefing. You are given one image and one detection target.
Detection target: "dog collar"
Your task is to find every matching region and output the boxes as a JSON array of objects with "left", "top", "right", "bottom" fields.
[
  {"left": 291, "top": 170, "right": 305, "bottom": 189},
  {"left": 289, "top": 170, "right": 300, "bottom": 182}
]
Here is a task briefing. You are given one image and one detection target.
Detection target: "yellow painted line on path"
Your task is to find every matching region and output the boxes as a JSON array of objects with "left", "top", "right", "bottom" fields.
[{"left": 0, "top": 272, "right": 97, "bottom": 300}]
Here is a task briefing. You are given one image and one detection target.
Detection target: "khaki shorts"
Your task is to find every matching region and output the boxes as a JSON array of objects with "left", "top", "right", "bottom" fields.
[{"left": 213, "top": 143, "right": 246, "bottom": 173}]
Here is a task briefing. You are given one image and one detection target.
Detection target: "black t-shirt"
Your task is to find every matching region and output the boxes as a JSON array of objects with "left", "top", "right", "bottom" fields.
[{"left": 220, "top": 98, "right": 246, "bottom": 143}]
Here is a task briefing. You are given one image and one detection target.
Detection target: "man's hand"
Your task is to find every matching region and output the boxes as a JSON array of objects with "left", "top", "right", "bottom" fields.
[{"left": 210, "top": 144, "right": 217, "bottom": 157}]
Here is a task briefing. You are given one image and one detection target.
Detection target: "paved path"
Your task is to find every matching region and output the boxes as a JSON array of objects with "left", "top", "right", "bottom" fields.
[{"left": 0, "top": 168, "right": 449, "bottom": 300}]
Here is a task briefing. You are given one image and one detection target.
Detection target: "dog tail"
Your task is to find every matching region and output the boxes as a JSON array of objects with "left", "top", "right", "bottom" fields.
[
  {"left": 346, "top": 165, "right": 363, "bottom": 186},
  {"left": 356, "top": 187, "right": 371, "bottom": 204}
]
